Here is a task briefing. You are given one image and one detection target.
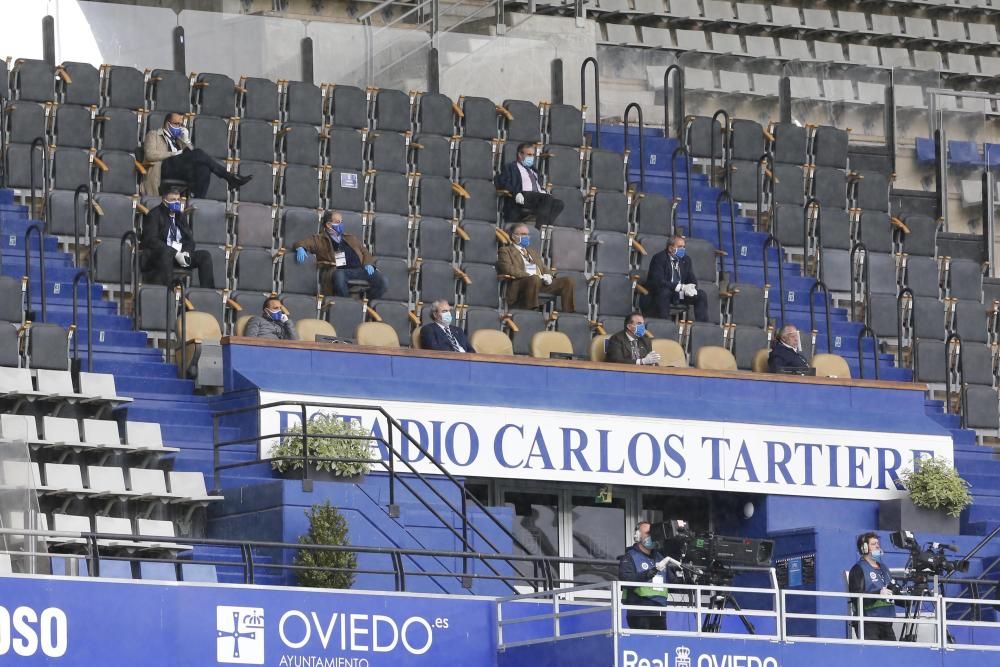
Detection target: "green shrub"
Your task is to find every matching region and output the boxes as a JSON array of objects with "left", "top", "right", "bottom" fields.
[
  {"left": 269, "top": 412, "right": 373, "bottom": 477},
  {"left": 295, "top": 501, "right": 356, "bottom": 589},
  {"left": 900, "top": 457, "right": 973, "bottom": 518}
]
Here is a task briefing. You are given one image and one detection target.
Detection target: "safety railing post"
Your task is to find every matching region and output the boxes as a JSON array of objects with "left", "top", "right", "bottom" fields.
[
  {"left": 850, "top": 242, "right": 869, "bottom": 325},
  {"left": 28, "top": 137, "right": 49, "bottom": 223},
  {"left": 763, "top": 235, "right": 785, "bottom": 324},
  {"left": 809, "top": 280, "right": 832, "bottom": 354},
  {"left": 72, "top": 185, "right": 90, "bottom": 267},
  {"left": 672, "top": 146, "right": 693, "bottom": 234},
  {"left": 663, "top": 65, "right": 684, "bottom": 140},
  {"left": 945, "top": 332, "right": 962, "bottom": 416},
  {"left": 119, "top": 231, "right": 137, "bottom": 319},
  {"left": 857, "top": 324, "right": 879, "bottom": 380},
  {"left": 581, "top": 57, "right": 600, "bottom": 148},
  {"left": 624, "top": 102, "right": 645, "bottom": 192},
  {"left": 71, "top": 269, "right": 93, "bottom": 372},
  {"left": 24, "top": 223, "right": 47, "bottom": 323},
  {"left": 710, "top": 109, "right": 730, "bottom": 189}
]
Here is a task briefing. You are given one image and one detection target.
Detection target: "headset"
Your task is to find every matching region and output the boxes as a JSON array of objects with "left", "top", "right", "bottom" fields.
[{"left": 857, "top": 532, "right": 877, "bottom": 555}]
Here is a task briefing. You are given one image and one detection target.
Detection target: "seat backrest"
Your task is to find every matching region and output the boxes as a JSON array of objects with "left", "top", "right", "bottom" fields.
[
  {"left": 83, "top": 419, "right": 121, "bottom": 446},
  {"left": 811, "top": 353, "right": 851, "bottom": 378},
  {"left": 45, "top": 463, "right": 83, "bottom": 489},
  {"left": 751, "top": 348, "right": 770, "bottom": 373},
  {"left": 183, "top": 311, "right": 223, "bottom": 343},
  {"left": 125, "top": 421, "right": 164, "bottom": 448},
  {"left": 78, "top": 372, "right": 119, "bottom": 398},
  {"left": 530, "top": 331, "right": 573, "bottom": 359},
  {"left": 53, "top": 513, "right": 91, "bottom": 533},
  {"left": 168, "top": 471, "right": 209, "bottom": 497},
  {"left": 0, "top": 367, "right": 34, "bottom": 394},
  {"left": 296, "top": 319, "right": 337, "bottom": 342},
  {"left": 137, "top": 518, "right": 176, "bottom": 539},
  {"left": 469, "top": 329, "right": 513, "bottom": 355},
  {"left": 651, "top": 338, "right": 687, "bottom": 367},
  {"left": 42, "top": 417, "right": 80, "bottom": 443},
  {"left": 0, "top": 414, "right": 38, "bottom": 441},
  {"left": 695, "top": 345, "right": 738, "bottom": 371},
  {"left": 130, "top": 467, "right": 167, "bottom": 494},
  {"left": 355, "top": 322, "right": 400, "bottom": 348},
  {"left": 589, "top": 334, "right": 610, "bottom": 362},
  {"left": 87, "top": 465, "right": 128, "bottom": 493},
  {"left": 28, "top": 324, "right": 70, "bottom": 371}
]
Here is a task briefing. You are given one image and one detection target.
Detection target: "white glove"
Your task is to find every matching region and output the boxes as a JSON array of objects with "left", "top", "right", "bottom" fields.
[
  {"left": 279, "top": 313, "right": 289, "bottom": 323},
  {"left": 174, "top": 251, "right": 191, "bottom": 268},
  {"left": 640, "top": 351, "right": 661, "bottom": 366},
  {"left": 684, "top": 284, "right": 698, "bottom": 298},
  {"left": 515, "top": 193, "right": 525, "bottom": 206},
  {"left": 541, "top": 274, "right": 553, "bottom": 285},
  {"left": 879, "top": 587, "right": 893, "bottom": 598},
  {"left": 655, "top": 557, "right": 670, "bottom": 572},
  {"left": 179, "top": 127, "right": 191, "bottom": 147},
  {"left": 675, "top": 282, "right": 684, "bottom": 294}
]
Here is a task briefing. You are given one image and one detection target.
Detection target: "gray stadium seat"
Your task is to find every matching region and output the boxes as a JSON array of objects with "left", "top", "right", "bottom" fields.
[
  {"left": 948, "top": 259, "right": 983, "bottom": 301},
  {"left": 240, "top": 76, "right": 280, "bottom": 121},
  {"left": 372, "top": 172, "right": 412, "bottom": 216},
  {"left": 327, "top": 84, "right": 369, "bottom": 130},
  {"left": 104, "top": 65, "right": 145, "bottom": 110},
  {"left": 460, "top": 96, "right": 501, "bottom": 140},
  {"left": 373, "top": 88, "right": 412, "bottom": 133},
  {"left": 416, "top": 92, "right": 457, "bottom": 137},
  {"left": 413, "top": 134, "right": 454, "bottom": 178},
  {"left": 194, "top": 72, "right": 237, "bottom": 118},
  {"left": 60, "top": 61, "right": 100, "bottom": 106},
  {"left": 12, "top": 59, "right": 56, "bottom": 103},
  {"left": 964, "top": 385, "right": 999, "bottom": 430},
  {"left": 284, "top": 81, "right": 323, "bottom": 127},
  {"left": 237, "top": 119, "right": 277, "bottom": 163},
  {"left": 147, "top": 69, "right": 191, "bottom": 112}
]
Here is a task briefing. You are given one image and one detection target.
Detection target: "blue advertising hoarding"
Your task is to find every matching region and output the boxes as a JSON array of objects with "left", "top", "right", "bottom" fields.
[{"left": 0, "top": 575, "right": 494, "bottom": 666}]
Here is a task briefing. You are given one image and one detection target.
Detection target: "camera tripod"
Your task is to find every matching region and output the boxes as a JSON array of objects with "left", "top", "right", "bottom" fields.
[
  {"left": 699, "top": 589, "right": 757, "bottom": 635},
  {"left": 898, "top": 577, "right": 955, "bottom": 644}
]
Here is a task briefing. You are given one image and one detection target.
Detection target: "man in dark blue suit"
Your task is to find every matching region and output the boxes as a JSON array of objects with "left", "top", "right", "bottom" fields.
[
  {"left": 641, "top": 236, "right": 709, "bottom": 321},
  {"left": 496, "top": 143, "right": 565, "bottom": 229},
  {"left": 768, "top": 324, "right": 810, "bottom": 373},
  {"left": 420, "top": 300, "right": 476, "bottom": 353}
]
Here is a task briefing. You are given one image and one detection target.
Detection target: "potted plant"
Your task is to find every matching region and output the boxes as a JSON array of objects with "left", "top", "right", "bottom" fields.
[
  {"left": 879, "top": 457, "right": 972, "bottom": 534},
  {"left": 269, "top": 413, "right": 374, "bottom": 480},
  {"left": 295, "top": 501, "right": 356, "bottom": 589}
]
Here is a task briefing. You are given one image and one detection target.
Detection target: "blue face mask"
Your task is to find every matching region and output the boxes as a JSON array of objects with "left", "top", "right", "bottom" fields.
[
  {"left": 440, "top": 311, "right": 453, "bottom": 326},
  {"left": 870, "top": 548, "right": 883, "bottom": 563},
  {"left": 674, "top": 247, "right": 686, "bottom": 259},
  {"left": 165, "top": 200, "right": 182, "bottom": 213},
  {"left": 327, "top": 223, "right": 344, "bottom": 238},
  {"left": 641, "top": 536, "right": 658, "bottom": 550},
  {"left": 267, "top": 309, "right": 283, "bottom": 322},
  {"left": 168, "top": 124, "right": 184, "bottom": 138},
  {"left": 634, "top": 323, "right": 646, "bottom": 337},
  {"left": 517, "top": 235, "right": 531, "bottom": 248},
  {"left": 522, "top": 155, "right": 535, "bottom": 168}
]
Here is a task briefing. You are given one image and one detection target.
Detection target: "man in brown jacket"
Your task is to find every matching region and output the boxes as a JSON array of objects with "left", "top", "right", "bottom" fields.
[
  {"left": 496, "top": 223, "right": 575, "bottom": 312},
  {"left": 142, "top": 112, "right": 251, "bottom": 198},
  {"left": 292, "top": 211, "right": 387, "bottom": 299}
]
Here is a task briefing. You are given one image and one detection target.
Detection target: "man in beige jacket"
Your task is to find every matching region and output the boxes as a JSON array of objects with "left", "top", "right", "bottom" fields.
[{"left": 142, "top": 112, "right": 251, "bottom": 198}]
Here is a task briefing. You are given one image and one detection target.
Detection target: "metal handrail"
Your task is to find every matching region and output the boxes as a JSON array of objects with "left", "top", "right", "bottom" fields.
[
  {"left": 857, "top": 324, "right": 879, "bottom": 380},
  {"left": 897, "top": 287, "right": 914, "bottom": 374},
  {"left": 24, "top": 223, "right": 47, "bottom": 323},
  {"left": 663, "top": 65, "right": 684, "bottom": 140},
  {"left": 623, "top": 102, "right": 644, "bottom": 191},
  {"left": 119, "top": 231, "right": 138, "bottom": 318},
  {"left": 213, "top": 399, "right": 546, "bottom": 591},
  {"left": 28, "top": 136, "right": 49, "bottom": 223},
  {"left": 757, "top": 153, "right": 774, "bottom": 233},
  {"left": 717, "top": 189, "right": 738, "bottom": 282},
  {"left": 581, "top": 57, "right": 600, "bottom": 149},
  {"left": 809, "top": 280, "right": 833, "bottom": 354},
  {"left": 671, "top": 146, "right": 693, "bottom": 233},
  {"left": 804, "top": 197, "right": 820, "bottom": 277},
  {"left": 70, "top": 268, "right": 93, "bottom": 372},
  {"left": 763, "top": 234, "right": 785, "bottom": 324},
  {"left": 710, "top": 109, "right": 729, "bottom": 189},
  {"left": 945, "top": 332, "right": 962, "bottom": 417},
  {"left": 849, "top": 242, "right": 869, "bottom": 326}
]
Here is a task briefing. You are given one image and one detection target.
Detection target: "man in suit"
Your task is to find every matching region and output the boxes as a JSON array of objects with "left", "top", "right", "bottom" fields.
[
  {"left": 420, "top": 300, "right": 475, "bottom": 353},
  {"left": 768, "top": 324, "right": 810, "bottom": 373},
  {"left": 606, "top": 313, "right": 661, "bottom": 365},
  {"left": 641, "top": 235, "right": 709, "bottom": 321},
  {"left": 140, "top": 188, "right": 215, "bottom": 288},
  {"left": 292, "top": 210, "right": 387, "bottom": 299},
  {"left": 142, "top": 112, "right": 251, "bottom": 198},
  {"left": 496, "top": 142, "right": 565, "bottom": 229},
  {"left": 496, "top": 223, "right": 576, "bottom": 312}
]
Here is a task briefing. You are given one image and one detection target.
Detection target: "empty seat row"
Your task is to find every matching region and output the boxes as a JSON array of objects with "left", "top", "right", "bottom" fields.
[{"left": 0, "top": 413, "right": 175, "bottom": 454}]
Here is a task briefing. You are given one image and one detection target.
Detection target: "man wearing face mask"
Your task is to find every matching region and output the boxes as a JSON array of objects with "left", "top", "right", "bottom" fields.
[
  {"left": 292, "top": 211, "right": 387, "bottom": 300},
  {"left": 141, "top": 112, "right": 252, "bottom": 198},
  {"left": 419, "top": 299, "right": 475, "bottom": 353},
  {"left": 767, "top": 324, "right": 810, "bottom": 373},
  {"left": 140, "top": 188, "right": 215, "bottom": 288},
  {"left": 606, "top": 313, "right": 662, "bottom": 365},
  {"left": 848, "top": 532, "right": 898, "bottom": 641},
  {"left": 496, "top": 223, "right": 576, "bottom": 312},
  {"left": 641, "top": 236, "right": 709, "bottom": 322},
  {"left": 496, "top": 143, "right": 565, "bottom": 229},
  {"left": 618, "top": 521, "right": 673, "bottom": 630},
  {"left": 244, "top": 296, "right": 298, "bottom": 341}
]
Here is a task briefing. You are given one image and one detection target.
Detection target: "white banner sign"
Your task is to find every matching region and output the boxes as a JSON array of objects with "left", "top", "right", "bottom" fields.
[{"left": 259, "top": 391, "right": 954, "bottom": 500}]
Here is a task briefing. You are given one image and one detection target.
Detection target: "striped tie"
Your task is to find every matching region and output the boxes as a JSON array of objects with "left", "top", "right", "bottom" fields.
[{"left": 442, "top": 325, "right": 462, "bottom": 352}]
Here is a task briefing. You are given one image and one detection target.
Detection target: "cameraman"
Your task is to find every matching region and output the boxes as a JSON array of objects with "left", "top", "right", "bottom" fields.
[
  {"left": 848, "top": 532, "right": 897, "bottom": 641},
  {"left": 618, "top": 521, "right": 673, "bottom": 630}
]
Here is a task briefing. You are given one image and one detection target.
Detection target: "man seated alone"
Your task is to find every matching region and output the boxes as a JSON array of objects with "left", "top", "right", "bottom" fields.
[
  {"left": 141, "top": 112, "right": 251, "bottom": 198},
  {"left": 496, "top": 224, "right": 576, "bottom": 313},
  {"left": 140, "top": 187, "right": 215, "bottom": 288},
  {"left": 292, "top": 211, "right": 387, "bottom": 300},
  {"left": 606, "top": 313, "right": 661, "bottom": 365},
  {"left": 245, "top": 296, "right": 298, "bottom": 341},
  {"left": 496, "top": 142, "right": 565, "bottom": 229},
  {"left": 641, "top": 235, "right": 709, "bottom": 322},
  {"left": 768, "top": 324, "right": 810, "bottom": 373},
  {"left": 420, "top": 300, "right": 475, "bottom": 353}
]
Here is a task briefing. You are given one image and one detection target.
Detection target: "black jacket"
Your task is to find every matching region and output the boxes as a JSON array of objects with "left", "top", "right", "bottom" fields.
[
  {"left": 768, "top": 343, "right": 810, "bottom": 373},
  {"left": 141, "top": 203, "right": 196, "bottom": 258},
  {"left": 645, "top": 250, "right": 698, "bottom": 298},
  {"left": 605, "top": 329, "right": 653, "bottom": 364},
  {"left": 496, "top": 159, "right": 544, "bottom": 222},
  {"left": 420, "top": 322, "right": 476, "bottom": 353}
]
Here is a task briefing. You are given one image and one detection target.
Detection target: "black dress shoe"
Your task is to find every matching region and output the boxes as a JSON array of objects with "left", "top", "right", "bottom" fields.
[{"left": 228, "top": 173, "right": 253, "bottom": 189}]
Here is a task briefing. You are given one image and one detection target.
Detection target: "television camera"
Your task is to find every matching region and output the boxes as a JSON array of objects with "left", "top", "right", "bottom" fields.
[
  {"left": 649, "top": 519, "right": 775, "bottom": 586},
  {"left": 889, "top": 530, "right": 969, "bottom": 593}
]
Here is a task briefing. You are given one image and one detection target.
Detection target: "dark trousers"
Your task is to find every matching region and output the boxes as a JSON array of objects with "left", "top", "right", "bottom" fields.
[
  {"left": 626, "top": 613, "right": 666, "bottom": 631},
  {"left": 327, "top": 266, "right": 387, "bottom": 300},
  {"left": 142, "top": 247, "right": 215, "bottom": 288},
  {"left": 506, "top": 274, "right": 576, "bottom": 313},
  {"left": 518, "top": 191, "right": 565, "bottom": 229},
  {"left": 161, "top": 148, "right": 231, "bottom": 198},
  {"left": 862, "top": 619, "right": 896, "bottom": 641},
  {"left": 646, "top": 287, "right": 709, "bottom": 322}
]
